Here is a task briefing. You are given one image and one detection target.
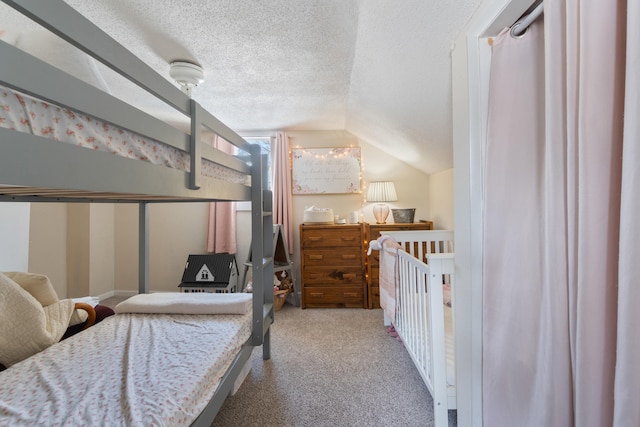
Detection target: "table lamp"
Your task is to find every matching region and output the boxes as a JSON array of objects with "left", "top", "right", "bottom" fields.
[{"left": 367, "top": 181, "right": 397, "bottom": 224}]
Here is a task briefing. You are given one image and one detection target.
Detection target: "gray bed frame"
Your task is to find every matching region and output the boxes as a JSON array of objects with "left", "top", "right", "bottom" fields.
[{"left": 0, "top": 0, "right": 274, "bottom": 425}]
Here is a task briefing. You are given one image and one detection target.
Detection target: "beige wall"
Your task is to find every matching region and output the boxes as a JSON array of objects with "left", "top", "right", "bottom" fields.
[
  {"left": 26, "top": 203, "right": 115, "bottom": 299},
  {"left": 429, "top": 168, "right": 454, "bottom": 230},
  {"left": 114, "top": 203, "right": 213, "bottom": 293},
  {"left": 66, "top": 204, "right": 90, "bottom": 298},
  {"left": 286, "top": 130, "right": 432, "bottom": 284},
  {"left": 23, "top": 130, "right": 453, "bottom": 296},
  {"left": 28, "top": 203, "right": 66, "bottom": 298},
  {"left": 89, "top": 204, "right": 115, "bottom": 297}
]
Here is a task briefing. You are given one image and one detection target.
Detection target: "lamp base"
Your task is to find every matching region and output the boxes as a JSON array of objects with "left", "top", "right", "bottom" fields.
[{"left": 372, "top": 203, "right": 390, "bottom": 224}]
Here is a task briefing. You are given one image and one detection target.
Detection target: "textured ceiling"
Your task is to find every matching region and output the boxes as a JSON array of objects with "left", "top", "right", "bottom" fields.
[{"left": 2, "top": 0, "right": 483, "bottom": 175}]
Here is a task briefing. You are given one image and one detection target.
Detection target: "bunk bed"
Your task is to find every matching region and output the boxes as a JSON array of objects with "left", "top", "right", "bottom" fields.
[
  {"left": 376, "top": 230, "right": 455, "bottom": 427},
  {"left": 0, "top": 1, "right": 274, "bottom": 425}
]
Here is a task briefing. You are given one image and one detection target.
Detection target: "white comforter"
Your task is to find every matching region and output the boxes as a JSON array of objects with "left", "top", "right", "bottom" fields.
[{"left": 0, "top": 312, "right": 252, "bottom": 426}]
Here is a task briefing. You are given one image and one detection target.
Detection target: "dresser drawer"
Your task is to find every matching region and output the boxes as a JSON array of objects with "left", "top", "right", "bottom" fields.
[
  {"left": 369, "top": 266, "right": 380, "bottom": 286},
  {"left": 300, "top": 223, "right": 365, "bottom": 309},
  {"left": 370, "top": 285, "right": 380, "bottom": 307},
  {"left": 303, "top": 286, "right": 364, "bottom": 308},
  {"left": 301, "top": 227, "right": 361, "bottom": 248},
  {"left": 303, "top": 267, "right": 364, "bottom": 286},
  {"left": 303, "top": 247, "right": 362, "bottom": 267}
]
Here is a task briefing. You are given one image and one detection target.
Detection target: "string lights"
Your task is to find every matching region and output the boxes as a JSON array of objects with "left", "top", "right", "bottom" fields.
[{"left": 291, "top": 144, "right": 369, "bottom": 222}]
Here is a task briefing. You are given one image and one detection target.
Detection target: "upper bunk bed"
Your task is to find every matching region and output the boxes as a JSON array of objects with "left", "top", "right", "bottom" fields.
[
  {"left": 0, "top": 0, "right": 263, "bottom": 204},
  {"left": 0, "top": 0, "right": 275, "bottom": 294}
]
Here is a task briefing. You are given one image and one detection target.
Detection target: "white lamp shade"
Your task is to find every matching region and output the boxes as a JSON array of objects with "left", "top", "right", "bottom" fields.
[
  {"left": 367, "top": 181, "right": 397, "bottom": 224},
  {"left": 367, "top": 181, "right": 398, "bottom": 202}
]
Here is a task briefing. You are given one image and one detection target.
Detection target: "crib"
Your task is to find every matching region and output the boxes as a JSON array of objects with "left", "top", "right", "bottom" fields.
[{"left": 379, "top": 230, "right": 455, "bottom": 427}]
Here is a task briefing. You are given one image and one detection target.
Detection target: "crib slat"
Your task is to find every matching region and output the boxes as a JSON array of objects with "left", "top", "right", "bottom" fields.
[
  {"left": 392, "top": 249, "right": 455, "bottom": 427},
  {"left": 427, "top": 255, "right": 449, "bottom": 426}
]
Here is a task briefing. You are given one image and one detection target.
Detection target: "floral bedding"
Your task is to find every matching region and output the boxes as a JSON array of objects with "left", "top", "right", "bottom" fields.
[
  {"left": 0, "top": 85, "right": 248, "bottom": 185},
  {"left": 0, "top": 311, "right": 252, "bottom": 426}
]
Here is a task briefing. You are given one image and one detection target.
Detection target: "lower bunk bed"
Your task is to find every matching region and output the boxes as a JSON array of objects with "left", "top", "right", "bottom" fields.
[
  {"left": 0, "top": 291, "right": 264, "bottom": 426},
  {"left": 376, "top": 230, "right": 455, "bottom": 427}
]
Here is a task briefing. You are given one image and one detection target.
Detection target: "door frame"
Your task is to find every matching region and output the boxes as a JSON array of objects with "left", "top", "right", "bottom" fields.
[{"left": 451, "top": 1, "right": 539, "bottom": 425}]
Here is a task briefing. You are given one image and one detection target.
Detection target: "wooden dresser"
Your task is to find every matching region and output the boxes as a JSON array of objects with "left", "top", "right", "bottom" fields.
[
  {"left": 365, "top": 221, "right": 433, "bottom": 309},
  {"left": 300, "top": 224, "right": 365, "bottom": 308}
]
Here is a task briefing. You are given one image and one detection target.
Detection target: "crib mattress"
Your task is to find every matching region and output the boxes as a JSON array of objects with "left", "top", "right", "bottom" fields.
[
  {"left": 0, "top": 311, "right": 252, "bottom": 426},
  {"left": 0, "top": 85, "right": 248, "bottom": 185}
]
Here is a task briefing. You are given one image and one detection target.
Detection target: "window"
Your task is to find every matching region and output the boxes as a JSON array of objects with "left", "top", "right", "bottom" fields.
[
  {"left": 237, "top": 137, "right": 271, "bottom": 211},
  {"left": 244, "top": 137, "right": 272, "bottom": 190}
]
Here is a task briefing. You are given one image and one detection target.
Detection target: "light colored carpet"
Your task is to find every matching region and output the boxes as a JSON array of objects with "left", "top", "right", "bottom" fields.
[
  {"left": 212, "top": 305, "right": 457, "bottom": 427},
  {"left": 100, "top": 297, "right": 456, "bottom": 426}
]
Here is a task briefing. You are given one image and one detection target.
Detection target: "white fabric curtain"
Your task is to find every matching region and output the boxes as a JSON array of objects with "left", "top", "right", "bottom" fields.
[
  {"left": 482, "top": 1, "right": 639, "bottom": 425},
  {"left": 271, "top": 132, "right": 294, "bottom": 254},
  {"left": 614, "top": 1, "right": 640, "bottom": 424}
]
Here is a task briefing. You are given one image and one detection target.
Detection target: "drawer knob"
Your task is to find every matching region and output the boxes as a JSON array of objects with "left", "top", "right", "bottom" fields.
[
  {"left": 309, "top": 237, "right": 321, "bottom": 241},
  {"left": 341, "top": 254, "right": 356, "bottom": 260},
  {"left": 344, "top": 292, "right": 358, "bottom": 297},
  {"left": 310, "top": 292, "right": 324, "bottom": 297},
  {"left": 309, "top": 254, "right": 324, "bottom": 260}
]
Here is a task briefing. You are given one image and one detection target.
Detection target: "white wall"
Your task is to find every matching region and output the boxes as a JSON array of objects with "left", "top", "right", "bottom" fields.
[{"left": 0, "top": 203, "right": 30, "bottom": 272}]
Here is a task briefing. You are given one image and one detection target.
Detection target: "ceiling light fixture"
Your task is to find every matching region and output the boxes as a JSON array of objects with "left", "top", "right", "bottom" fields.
[{"left": 169, "top": 61, "right": 204, "bottom": 97}]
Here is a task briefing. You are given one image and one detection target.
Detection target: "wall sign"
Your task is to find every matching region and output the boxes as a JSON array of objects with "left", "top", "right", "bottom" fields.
[{"left": 291, "top": 147, "right": 361, "bottom": 195}]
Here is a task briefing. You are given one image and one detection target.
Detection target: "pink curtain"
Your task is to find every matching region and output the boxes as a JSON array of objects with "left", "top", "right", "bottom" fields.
[
  {"left": 206, "top": 135, "right": 237, "bottom": 253},
  {"left": 272, "top": 132, "right": 294, "bottom": 254},
  {"left": 483, "top": 1, "right": 638, "bottom": 425},
  {"left": 614, "top": 1, "right": 640, "bottom": 425}
]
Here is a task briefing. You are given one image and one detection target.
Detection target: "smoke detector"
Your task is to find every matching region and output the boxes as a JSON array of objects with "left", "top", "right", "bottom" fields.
[{"left": 169, "top": 61, "right": 204, "bottom": 97}]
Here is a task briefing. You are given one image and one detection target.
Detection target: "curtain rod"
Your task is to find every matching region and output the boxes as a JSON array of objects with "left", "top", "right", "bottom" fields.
[{"left": 510, "top": 2, "right": 544, "bottom": 38}]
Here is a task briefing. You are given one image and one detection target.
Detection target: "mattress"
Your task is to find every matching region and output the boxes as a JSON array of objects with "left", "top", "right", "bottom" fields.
[
  {"left": 0, "top": 85, "right": 249, "bottom": 185},
  {"left": 0, "top": 311, "right": 252, "bottom": 426}
]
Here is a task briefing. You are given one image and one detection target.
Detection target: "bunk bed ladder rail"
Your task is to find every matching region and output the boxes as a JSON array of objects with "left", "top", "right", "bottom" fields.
[{"left": 250, "top": 145, "right": 274, "bottom": 356}]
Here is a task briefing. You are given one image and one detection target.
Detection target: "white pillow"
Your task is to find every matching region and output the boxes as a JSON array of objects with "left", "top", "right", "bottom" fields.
[
  {"left": 0, "top": 273, "right": 48, "bottom": 367},
  {"left": 0, "top": 272, "right": 75, "bottom": 367},
  {"left": 3, "top": 271, "right": 59, "bottom": 307}
]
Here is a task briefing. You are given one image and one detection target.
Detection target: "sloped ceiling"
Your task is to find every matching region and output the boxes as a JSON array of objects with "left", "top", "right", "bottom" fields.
[{"left": 2, "top": 0, "right": 484, "bottom": 174}]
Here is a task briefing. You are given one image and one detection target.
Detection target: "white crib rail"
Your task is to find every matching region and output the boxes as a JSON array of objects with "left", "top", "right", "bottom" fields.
[
  {"left": 382, "top": 230, "right": 454, "bottom": 263},
  {"left": 395, "top": 251, "right": 455, "bottom": 427}
]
